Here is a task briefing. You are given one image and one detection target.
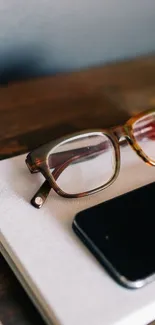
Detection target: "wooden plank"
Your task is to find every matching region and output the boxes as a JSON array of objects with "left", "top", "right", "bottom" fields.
[
  {"left": 0, "top": 55, "right": 155, "bottom": 159},
  {"left": 0, "top": 255, "right": 45, "bottom": 325}
]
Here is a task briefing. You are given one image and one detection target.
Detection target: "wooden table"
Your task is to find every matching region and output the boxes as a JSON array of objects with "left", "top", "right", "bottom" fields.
[{"left": 0, "top": 55, "right": 155, "bottom": 325}]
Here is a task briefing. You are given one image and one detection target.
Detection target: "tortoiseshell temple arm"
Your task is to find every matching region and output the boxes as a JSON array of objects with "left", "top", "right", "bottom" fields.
[
  {"left": 31, "top": 160, "right": 70, "bottom": 208},
  {"left": 31, "top": 180, "right": 51, "bottom": 208}
]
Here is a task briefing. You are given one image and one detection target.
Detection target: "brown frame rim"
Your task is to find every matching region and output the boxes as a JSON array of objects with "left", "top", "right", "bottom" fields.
[{"left": 42, "top": 130, "right": 121, "bottom": 198}]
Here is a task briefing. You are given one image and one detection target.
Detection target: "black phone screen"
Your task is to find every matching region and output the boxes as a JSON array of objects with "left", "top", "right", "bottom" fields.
[{"left": 73, "top": 182, "right": 155, "bottom": 285}]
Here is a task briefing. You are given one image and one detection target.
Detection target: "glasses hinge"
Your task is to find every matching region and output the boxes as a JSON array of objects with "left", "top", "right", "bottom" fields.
[{"left": 26, "top": 156, "right": 39, "bottom": 173}]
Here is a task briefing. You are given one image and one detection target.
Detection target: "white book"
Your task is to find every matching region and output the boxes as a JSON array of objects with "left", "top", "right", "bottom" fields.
[{"left": 0, "top": 146, "right": 155, "bottom": 325}]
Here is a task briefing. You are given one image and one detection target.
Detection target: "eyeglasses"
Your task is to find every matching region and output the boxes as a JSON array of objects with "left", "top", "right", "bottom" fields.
[{"left": 26, "top": 108, "right": 155, "bottom": 209}]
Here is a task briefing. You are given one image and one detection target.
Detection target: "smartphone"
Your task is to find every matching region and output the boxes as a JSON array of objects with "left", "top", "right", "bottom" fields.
[{"left": 73, "top": 182, "right": 155, "bottom": 289}]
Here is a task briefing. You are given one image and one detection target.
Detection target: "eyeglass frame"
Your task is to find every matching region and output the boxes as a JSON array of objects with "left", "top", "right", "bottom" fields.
[{"left": 26, "top": 108, "right": 155, "bottom": 208}]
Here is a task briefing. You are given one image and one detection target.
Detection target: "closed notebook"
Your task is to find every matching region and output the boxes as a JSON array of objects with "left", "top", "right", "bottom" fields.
[{"left": 0, "top": 144, "right": 155, "bottom": 325}]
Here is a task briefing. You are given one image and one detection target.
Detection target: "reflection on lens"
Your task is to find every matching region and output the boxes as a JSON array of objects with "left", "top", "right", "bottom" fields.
[
  {"left": 48, "top": 132, "right": 116, "bottom": 195},
  {"left": 133, "top": 113, "right": 155, "bottom": 161}
]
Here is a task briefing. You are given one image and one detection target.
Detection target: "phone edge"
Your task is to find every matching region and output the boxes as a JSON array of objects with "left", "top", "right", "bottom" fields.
[{"left": 72, "top": 219, "right": 155, "bottom": 290}]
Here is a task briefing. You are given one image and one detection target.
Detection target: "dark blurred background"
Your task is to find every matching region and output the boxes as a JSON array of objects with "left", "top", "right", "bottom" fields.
[{"left": 0, "top": 0, "right": 155, "bottom": 85}]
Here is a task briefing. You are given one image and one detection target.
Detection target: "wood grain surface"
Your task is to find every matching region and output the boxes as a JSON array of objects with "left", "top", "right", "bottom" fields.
[{"left": 0, "top": 54, "right": 155, "bottom": 325}]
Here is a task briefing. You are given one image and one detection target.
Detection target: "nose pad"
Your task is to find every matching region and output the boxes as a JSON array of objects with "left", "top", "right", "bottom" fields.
[
  {"left": 119, "top": 135, "right": 124, "bottom": 142},
  {"left": 113, "top": 126, "right": 126, "bottom": 142},
  {"left": 113, "top": 128, "right": 128, "bottom": 150}
]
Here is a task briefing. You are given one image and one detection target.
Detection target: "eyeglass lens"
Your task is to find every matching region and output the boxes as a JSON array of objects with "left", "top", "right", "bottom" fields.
[{"left": 48, "top": 133, "right": 116, "bottom": 195}]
